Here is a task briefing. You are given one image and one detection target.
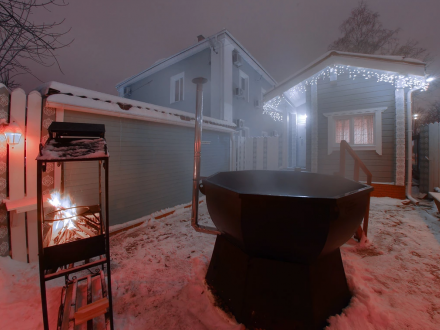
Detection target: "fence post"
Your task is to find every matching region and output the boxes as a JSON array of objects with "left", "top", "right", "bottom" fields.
[
  {"left": 9, "top": 88, "right": 27, "bottom": 262},
  {"left": 0, "top": 84, "right": 9, "bottom": 257},
  {"left": 25, "top": 91, "right": 43, "bottom": 262}
]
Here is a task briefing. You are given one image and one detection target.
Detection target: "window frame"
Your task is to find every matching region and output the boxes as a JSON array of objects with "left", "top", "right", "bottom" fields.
[
  {"left": 239, "top": 70, "right": 249, "bottom": 102},
  {"left": 170, "top": 72, "right": 184, "bottom": 104},
  {"left": 323, "top": 107, "right": 387, "bottom": 155},
  {"left": 261, "top": 87, "right": 266, "bottom": 102}
]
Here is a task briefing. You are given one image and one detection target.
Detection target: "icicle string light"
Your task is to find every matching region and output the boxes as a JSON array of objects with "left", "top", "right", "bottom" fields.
[
  {"left": 263, "top": 95, "right": 283, "bottom": 121},
  {"left": 263, "top": 64, "right": 429, "bottom": 121}
]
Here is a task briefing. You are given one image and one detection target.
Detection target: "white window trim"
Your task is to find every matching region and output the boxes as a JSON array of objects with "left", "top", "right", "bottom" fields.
[
  {"left": 239, "top": 70, "right": 249, "bottom": 102},
  {"left": 261, "top": 87, "right": 266, "bottom": 103},
  {"left": 323, "top": 107, "right": 387, "bottom": 155},
  {"left": 170, "top": 72, "right": 184, "bottom": 104}
]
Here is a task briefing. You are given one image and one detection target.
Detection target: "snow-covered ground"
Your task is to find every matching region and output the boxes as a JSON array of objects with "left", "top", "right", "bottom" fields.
[{"left": 1, "top": 197, "right": 439, "bottom": 329}]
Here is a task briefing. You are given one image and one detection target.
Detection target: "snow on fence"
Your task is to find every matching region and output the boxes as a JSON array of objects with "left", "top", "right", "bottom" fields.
[
  {"left": 233, "top": 136, "right": 280, "bottom": 171},
  {"left": 0, "top": 82, "right": 285, "bottom": 262}
]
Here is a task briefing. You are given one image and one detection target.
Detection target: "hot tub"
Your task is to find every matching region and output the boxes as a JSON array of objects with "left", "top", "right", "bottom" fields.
[{"left": 201, "top": 170, "right": 373, "bottom": 330}]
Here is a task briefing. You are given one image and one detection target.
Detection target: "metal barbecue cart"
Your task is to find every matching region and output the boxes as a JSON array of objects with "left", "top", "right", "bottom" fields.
[{"left": 36, "top": 122, "right": 114, "bottom": 330}]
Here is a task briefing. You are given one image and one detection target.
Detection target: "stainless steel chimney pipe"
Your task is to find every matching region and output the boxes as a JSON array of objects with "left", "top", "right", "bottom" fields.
[{"left": 191, "top": 77, "right": 220, "bottom": 235}]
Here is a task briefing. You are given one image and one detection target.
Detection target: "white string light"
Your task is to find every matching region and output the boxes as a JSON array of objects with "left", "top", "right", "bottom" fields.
[
  {"left": 263, "top": 64, "right": 429, "bottom": 122},
  {"left": 263, "top": 95, "right": 284, "bottom": 121}
]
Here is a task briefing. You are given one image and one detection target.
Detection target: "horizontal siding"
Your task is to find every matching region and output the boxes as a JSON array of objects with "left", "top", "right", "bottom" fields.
[
  {"left": 128, "top": 48, "right": 212, "bottom": 116},
  {"left": 317, "top": 73, "right": 395, "bottom": 182},
  {"left": 63, "top": 111, "right": 230, "bottom": 225}
]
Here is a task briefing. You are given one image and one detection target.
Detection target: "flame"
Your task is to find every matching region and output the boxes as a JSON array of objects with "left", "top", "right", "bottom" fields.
[{"left": 48, "top": 191, "right": 77, "bottom": 244}]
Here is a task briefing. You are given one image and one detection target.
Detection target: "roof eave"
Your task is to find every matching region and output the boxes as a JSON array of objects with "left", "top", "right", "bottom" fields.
[{"left": 264, "top": 51, "right": 426, "bottom": 102}]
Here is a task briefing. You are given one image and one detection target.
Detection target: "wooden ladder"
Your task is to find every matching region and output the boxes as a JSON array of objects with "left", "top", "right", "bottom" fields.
[{"left": 339, "top": 140, "right": 372, "bottom": 239}]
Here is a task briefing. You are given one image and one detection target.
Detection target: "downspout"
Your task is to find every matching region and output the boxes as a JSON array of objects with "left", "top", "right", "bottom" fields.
[
  {"left": 406, "top": 88, "right": 419, "bottom": 205},
  {"left": 191, "top": 77, "right": 221, "bottom": 235}
]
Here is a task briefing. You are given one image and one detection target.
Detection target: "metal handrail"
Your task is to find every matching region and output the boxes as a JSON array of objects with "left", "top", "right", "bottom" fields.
[{"left": 339, "top": 140, "right": 372, "bottom": 237}]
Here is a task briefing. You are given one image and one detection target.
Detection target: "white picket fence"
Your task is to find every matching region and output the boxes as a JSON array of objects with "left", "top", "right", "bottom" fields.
[
  {"left": 0, "top": 86, "right": 62, "bottom": 262},
  {"left": 233, "top": 136, "right": 280, "bottom": 171}
]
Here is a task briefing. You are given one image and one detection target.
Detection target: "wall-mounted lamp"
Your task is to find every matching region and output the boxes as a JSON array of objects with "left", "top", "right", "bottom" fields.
[
  {"left": 2, "top": 121, "right": 22, "bottom": 147},
  {"left": 413, "top": 113, "right": 419, "bottom": 120}
]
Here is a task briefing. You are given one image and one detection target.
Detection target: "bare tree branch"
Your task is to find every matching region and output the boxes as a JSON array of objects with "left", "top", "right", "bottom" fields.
[
  {"left": 0, "top": 0, "right": 72, "bottom": 88},
  {"left": 328, "top": 1, "right": 427, "bottom": 60}
]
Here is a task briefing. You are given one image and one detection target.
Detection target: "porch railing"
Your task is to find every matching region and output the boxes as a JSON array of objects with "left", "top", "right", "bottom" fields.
[{"left": 339, "top": 140, "right": 372, "bottom": 238}]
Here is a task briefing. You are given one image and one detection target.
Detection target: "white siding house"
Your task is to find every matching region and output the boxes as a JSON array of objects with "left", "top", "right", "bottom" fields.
[
  {"left": 264, "top": 51, "right": 429, "bottom": 199},
  {"left": 116, "top": 30, "right": 281, "bottom": 137}
]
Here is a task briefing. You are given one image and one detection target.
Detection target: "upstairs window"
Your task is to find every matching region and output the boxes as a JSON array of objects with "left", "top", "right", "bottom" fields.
[
  {"left": 170, "top": 72, "right": 184, "bottom": 103},
  {"left": 239, "top": 70, "right": 249, "bottom": 101},
  {"left": 324, "top": 108, "right": 386, "bottom": 155}
]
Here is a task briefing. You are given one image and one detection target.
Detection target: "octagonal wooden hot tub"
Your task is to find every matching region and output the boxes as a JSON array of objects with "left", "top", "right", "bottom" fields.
[{"left": 199, "top": 170, "right": 373, "bottom": 330}]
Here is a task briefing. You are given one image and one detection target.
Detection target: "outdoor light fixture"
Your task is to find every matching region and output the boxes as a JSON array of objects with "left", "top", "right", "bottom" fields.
[
  {"left": 426, "top": 77, "right": 435, "bottom": 82},
  {"left": 2, "top": 121, "right": 22, "bottom": 147},
  {"left": 413, "top": 114, "right": 419, "bottom": 119},
  {"left": 297, "top": 114, "right": 307, "bottom": 125}
]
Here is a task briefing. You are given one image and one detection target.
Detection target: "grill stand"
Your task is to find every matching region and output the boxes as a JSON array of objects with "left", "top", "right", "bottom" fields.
[
  {"left": 36, "top": 122, "right": 114, "bottom": 330},
  {"left": 206, "top": 235, "right": 352, "bottom": 330}
]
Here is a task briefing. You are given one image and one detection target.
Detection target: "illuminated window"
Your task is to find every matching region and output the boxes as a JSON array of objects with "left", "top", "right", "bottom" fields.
[
  {"left": 334, "top": 115, "right": 374, "bottom": 145},
  {"left": 170, "top": 72, "right": 184, "bottom": 103},
  {"left": 324, "top": 107, "right": 387, "bottom": 155}
]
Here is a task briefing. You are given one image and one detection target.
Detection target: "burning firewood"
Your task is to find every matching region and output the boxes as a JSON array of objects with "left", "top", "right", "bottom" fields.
[{"left": 44, "top": 191, "right": 100, "bottom": 246}]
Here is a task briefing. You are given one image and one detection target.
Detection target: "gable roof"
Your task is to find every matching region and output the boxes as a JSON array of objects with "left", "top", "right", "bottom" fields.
[
  {"left": 115, "top": 29, "right": 276, "bottom": 93},
  {"left": 264, "top": 51, "right": 427, "bottom": 102}
]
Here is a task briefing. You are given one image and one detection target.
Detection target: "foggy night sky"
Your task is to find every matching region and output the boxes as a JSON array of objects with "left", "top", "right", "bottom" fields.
[{"left": 16, "top": 0, "right": 440, "bottom": 106}]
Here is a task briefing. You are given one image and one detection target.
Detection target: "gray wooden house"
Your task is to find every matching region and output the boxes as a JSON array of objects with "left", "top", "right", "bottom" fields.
[
  {"left": 264, "top": 51, "right": 429, "bottom": 199},
  {"left": 116, "top": 29, "right": 281, "bottom": 137}
]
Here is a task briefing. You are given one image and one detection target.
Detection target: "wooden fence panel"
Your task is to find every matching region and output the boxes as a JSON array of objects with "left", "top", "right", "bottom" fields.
[
  {"left": 255, "top": 137, "right": 264, "bottom": 170},
  {"left": 9, "top": 89, "right": 27, "bottom": 262},
  {"left": 25, "top": 91, "right": 43, "bottom": 262},
  {"left": 234, "top": 136, "right": 281, "bottom": 171},
  {"left": 245, "top": 137, "right": 253, "bottom": 170},
  {"left": 267, "top": 137, "right": 279, "bottom": 170},
  {"left": 0, "top": 84, "right": 9, "bottom": 257}
]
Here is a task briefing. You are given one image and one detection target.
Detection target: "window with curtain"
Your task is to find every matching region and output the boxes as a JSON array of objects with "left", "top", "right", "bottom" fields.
[
  {"left": 354, "top": 115, "right": 374, "bottom": 144},
  {"left": 335, "top": 115, "right": 374, "bottom": 145},
  {"left": 324, "top": 107, "right": 386, "bottom": 155},
  {"left": 335, "top": 119, "right": 350, "bottom": 143}
]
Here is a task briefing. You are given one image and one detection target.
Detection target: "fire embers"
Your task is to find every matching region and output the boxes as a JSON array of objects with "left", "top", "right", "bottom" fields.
[{"left": 43, "top": 191, "right": 100, "bottom": 247}]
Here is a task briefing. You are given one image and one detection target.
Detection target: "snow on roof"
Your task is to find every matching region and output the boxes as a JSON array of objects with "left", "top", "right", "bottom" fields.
[
  {"left": 115, "top": 29, "right": 277, "bottom": 90},
  {"left": 264, "top": 50, "right": 427, "bottom": 102},
  {"left": 37, "top": 81, "right": 236, "bottom": 131}
]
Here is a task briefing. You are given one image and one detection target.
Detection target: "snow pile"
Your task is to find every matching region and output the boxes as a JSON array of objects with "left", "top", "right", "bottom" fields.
[
  {"left": 0, "top": 197, "right": 439, "bottom": 329},
  {"left": 328, "top": 198, "right": 440, "bottom": 329}
]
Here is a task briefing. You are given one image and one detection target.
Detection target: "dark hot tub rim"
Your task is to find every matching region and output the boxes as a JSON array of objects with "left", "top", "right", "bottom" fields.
[{"left": 201, "top": 170, "right": 374, "bottom": 200}]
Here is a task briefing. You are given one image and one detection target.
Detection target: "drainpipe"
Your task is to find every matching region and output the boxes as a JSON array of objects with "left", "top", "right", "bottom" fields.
[
  {"left": 406, "top": 88, "right": 419, "bottom": 205},
  {"left": 191, "top": 77, "right": 221, "bottom": 235}
]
